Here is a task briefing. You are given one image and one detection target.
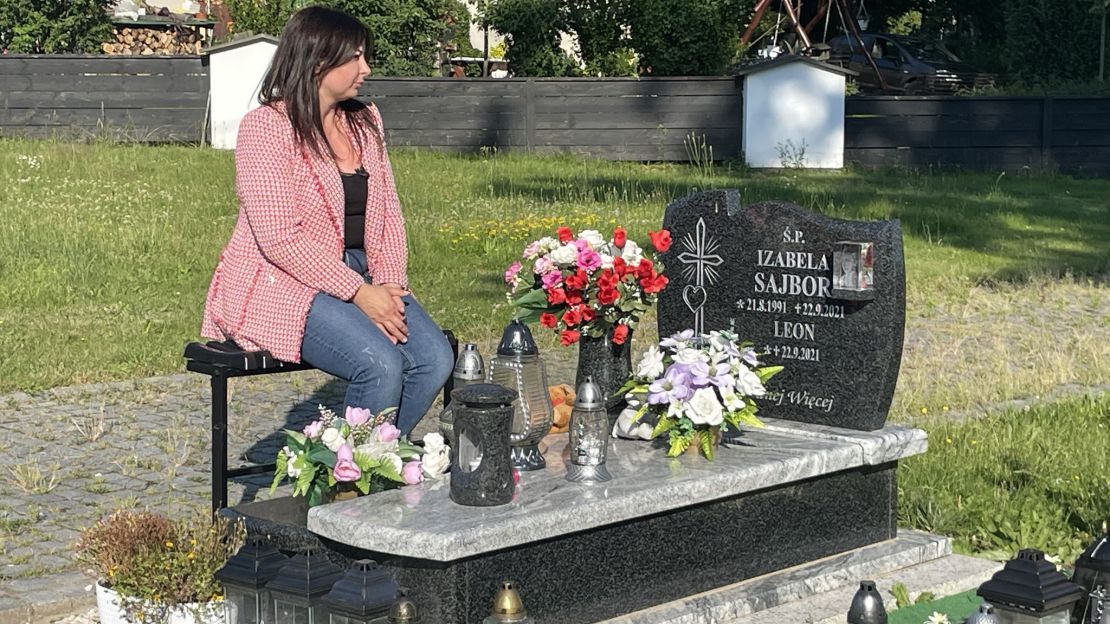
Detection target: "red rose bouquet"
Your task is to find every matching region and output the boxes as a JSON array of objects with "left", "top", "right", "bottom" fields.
[{"left": 505, "top": 226, "right": 672, "bottom": 345}]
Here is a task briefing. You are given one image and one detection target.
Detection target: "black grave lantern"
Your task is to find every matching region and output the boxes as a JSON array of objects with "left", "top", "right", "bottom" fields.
[
  {"left": 847, "top": 580, "right": 888, "bottom": 624},
  {"left": 449, "top": 383, "right": 517, "bottom": 507},
  {"left": 1073, "top": 526, "right": 1110, "bottom": 624},
  {"left": 265, "top": 547, "right": 345, "bottom": 624},
  {"left": 977, "top": 549, "right": 1086, "bottom": 624},
  {"left": 321, "top": 559, "right": 399, "bottom": 624},
  {"left": 215, "top": 536, "right": 288, "bottom": 624}
]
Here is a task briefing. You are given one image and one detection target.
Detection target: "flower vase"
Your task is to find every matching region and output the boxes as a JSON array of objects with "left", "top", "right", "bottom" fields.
[
  {"left": 575, "top": 327, "right": 633, "bottom": 423},
  {"left": 323, "top": 483, "right": 362, "bottom": 504}
]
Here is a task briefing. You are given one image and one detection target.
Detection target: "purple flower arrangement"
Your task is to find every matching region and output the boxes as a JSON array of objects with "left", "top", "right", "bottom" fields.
[
  {"left": 621, "top": 330, "right": 784, "bottom": 459},
  {"left": 271, "top": 405, "right": 448, "bottom": 506}
]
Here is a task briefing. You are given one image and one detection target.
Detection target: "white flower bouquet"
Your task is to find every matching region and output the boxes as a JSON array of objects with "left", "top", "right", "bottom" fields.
[{"left": 621, "top": 329, "right": 783, "bottom": 460}]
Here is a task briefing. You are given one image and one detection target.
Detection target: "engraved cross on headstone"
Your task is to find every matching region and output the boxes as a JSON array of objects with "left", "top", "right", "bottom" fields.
[{"left": 677, "top": 217, "right": 724, "bottom": 336}]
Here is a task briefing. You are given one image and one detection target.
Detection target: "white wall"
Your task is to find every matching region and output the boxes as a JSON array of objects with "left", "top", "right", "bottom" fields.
[
  {"left": 742, "top": 63, "right": 846, "bottom": 168},
  {"left": 209, "top": 41, "right": 276, "bottom": 150}
]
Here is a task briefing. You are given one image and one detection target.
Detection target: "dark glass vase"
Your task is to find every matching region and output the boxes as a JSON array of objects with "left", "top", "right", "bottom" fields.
[{"left": 575, "top": 327, "right": 633, "bottom": 422}]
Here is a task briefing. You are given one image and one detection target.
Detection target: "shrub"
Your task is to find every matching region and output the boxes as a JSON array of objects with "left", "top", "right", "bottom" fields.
[
  {"left": 485, "top": 0, "right": 580, "bottom": 77},
  {"left": 0, "top": 0, "right": 113, "bottom": 54}
]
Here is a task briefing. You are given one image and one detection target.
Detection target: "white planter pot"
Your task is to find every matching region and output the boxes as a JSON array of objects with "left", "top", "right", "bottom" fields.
[{"left": 95, "top": 581, "right": 234, "bottom": 624}]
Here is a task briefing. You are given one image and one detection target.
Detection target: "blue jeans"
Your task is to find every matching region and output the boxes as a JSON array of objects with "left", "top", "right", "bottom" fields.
[{"left": 300, "top": 250, "right": 453, "bottom": 435}]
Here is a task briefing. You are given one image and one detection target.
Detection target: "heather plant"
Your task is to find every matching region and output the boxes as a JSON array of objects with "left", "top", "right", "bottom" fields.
[{"left": 75, "top": 509, "right": 246, "bottom": 622}]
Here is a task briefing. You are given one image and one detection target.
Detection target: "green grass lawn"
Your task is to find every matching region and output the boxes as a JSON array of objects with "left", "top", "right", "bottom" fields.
[{"left": 2, "top": 139, "right": 1106, "bottom": 394}]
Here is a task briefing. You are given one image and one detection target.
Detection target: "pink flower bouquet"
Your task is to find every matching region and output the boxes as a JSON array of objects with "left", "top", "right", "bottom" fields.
[
  {"left": 271, "top": 405, "right": 449, "bottom": 506},
  {"left": 505, "top": 226, "right": 672, "bottom": 346}
]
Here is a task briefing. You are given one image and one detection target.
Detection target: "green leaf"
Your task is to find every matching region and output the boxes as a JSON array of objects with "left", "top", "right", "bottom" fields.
[
  {"left": 667, "top": 430, "right": 692, "bottom": 457},
  {"left": 651, "top": 415, "right": 675, "bottom": 438},
  {"left": 356, "top": 473, "right": 371, "bottom": 495},
  {"left": 307, "top": 483, "right": 323, "bottom": 508},
  {"left": 757, "top": 365, "right": 784, "bottom": 384},
  {"left": 890, "top": 582, "right": 911, "bottom": 609},
  {"left": 699, "top": 429, "right": 715, "bottom": 460},
  {"left": 629, "top": 403, "right": 650, "bottom": 424},
  {"left": 512, "top": 288, "right": 550, "bottom": 309},
  {"left": 270, "top": 452, "right": 288, "bottom": 493},
  {"left": 307, "top": 446, "right": 337, "bottom": 468},
  {"left": 284, "top": 430, "right": 307, "bottom": 446},
  {"left": 294, "top": 462, "right": 316, "bottom": 496},
  {"left": 513, "top": 308, "right": 544, "bottom": 324}
]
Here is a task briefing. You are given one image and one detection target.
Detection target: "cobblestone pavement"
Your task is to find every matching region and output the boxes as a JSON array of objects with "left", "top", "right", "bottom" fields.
[{"left": 0, "top": 350, "right": 581, "bottom": 623}]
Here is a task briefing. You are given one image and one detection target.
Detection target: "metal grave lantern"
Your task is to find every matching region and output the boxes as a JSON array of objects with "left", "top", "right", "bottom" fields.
[
  {"left": 487, "top": 319, "right": 553, "bottom": 471},
  {"left": 832, "top": 241, "right": 876, "bottom": 300},
  {"left": 847, "top": 580, "right": 888, "bottom": 624},
  {"left": 967, "top": 603, "right": 1002, "bottom": 624},
  {"left": 482, "top": 580, "right": 534, "bottom": 624},
  {"left": 320, "top": 559, "right": 399, "bottom": 624},
  {"left": 977, "top": 549, "right": 1086, "bottom": 624},
  {"left": 265, "top": 547, "right": 345, "bottom": 624},
  {"left": 1073, "top": 526, "right": 1110, "bottom": 624},
  {"left": 439, "top": 343, "right": 486, "bottom": 441},
  {"left": 449, "top": 383, "right": 516, "bottom": 507},
  {"left": 215, "top": 535, "right": 288, "bottom": 624},
  {"left": 566, "top": 376, "right": 612, "bottom": 484},
  {"left": 388, "top": 594, "right": 418, "bottom": 624}
]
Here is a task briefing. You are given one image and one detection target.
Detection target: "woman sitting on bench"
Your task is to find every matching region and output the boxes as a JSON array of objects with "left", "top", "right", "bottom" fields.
[{"left": 200, "top": 6, "right": 452, "bottom": 435}]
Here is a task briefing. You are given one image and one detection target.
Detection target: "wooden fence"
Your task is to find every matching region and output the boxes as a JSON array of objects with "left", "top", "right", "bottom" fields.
[
  {"left": 364, "top": 77, "right": 742, "bottom": 161},
  {"left": 2, "top": 55, "right": 1108, "bottom": 175},
  {"left": 0, "top": 55, "right": 208, "bottom": 142},
  {"left": 845, "top": 96, "right": 1110, "bottom": 176}
]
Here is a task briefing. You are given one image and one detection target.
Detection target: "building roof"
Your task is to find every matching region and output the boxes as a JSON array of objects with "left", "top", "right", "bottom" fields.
[
  {"left": 203, "top": 33, "right": 279, "bottom": 55},
  {"left": 734, "top": 54, "right": 857, "bottom": 78}
]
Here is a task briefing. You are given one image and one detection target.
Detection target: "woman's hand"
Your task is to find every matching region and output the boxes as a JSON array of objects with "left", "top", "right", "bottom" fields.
[{"left": 352, "top": 283, "right": 409, "bottom": 343}]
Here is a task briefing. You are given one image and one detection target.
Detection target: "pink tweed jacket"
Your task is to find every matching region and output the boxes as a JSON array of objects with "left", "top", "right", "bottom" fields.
[{"left": 200, "top": 102, "right": 408, "bottom": 362}]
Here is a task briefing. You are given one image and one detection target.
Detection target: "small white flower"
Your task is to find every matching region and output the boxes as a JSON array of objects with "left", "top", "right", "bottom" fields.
[
  {"left": 382, "top": 452, "right": 404, "bottom": 475},
  {"left": 283, "top": 447, "right": 302, "bottom": 478},
  {"left": 734, "top": 367, "right": 766, "bottom": 397},
  {"left": 423, "top": 432, "right": 448, "bottom": 455},
  {"left": 720, "top": 387, "right": 745, "bottom": 412},
  {"left": 599, "top": 253, "right": 614, "bottom": 269},
  {"left": 537, "top": 236, "right": 559, "bottom": 252},
  {"left": 673, "top": 347, "right": 709, "bottom": 365},
  {"left": 620, "top": 240, "right": 643, "bottom": 267},
  {"left": 549, "top": 243, "right": 579, "bottom": 267},
  {"left": 355, "top": 439, "right": 400, "bottom": 459},
  {"left": 578, "top": 229, "right": 605, "bottom": 249},
  {"left": 686, "top": 387, "right": 724, "bottom": 426},
  {"left": 635, "top": 346, "right": 666, "bottom": 380},
  {"left": 321, "top": 427, "right": 346, "bottom": 452},
  {"left": 925, "top": 613, "right": 950, "bottom": 624}
]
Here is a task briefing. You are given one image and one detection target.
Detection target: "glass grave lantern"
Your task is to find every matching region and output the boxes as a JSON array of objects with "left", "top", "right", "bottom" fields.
[
  {"left": 1073, "top": 526, "right": 1110, "bottom": 624},
  {"left": 449, "top": 383, "right": 517, "bottom": 506},
  {"left": 487, "top": 320, "right": 553, "bottom": 471},
  {"left": 566, "top": 376, "right": 612, "bottom": 484},
  {"left": 831, "top": 241, "right": 876, "bottom": 300},
  {"left": 439, "top": 343, "right": 486, "bottom": 441},
  {"left": 847, "top": 580, "right": 888, "bottom": 624},
  {"left": 215, "top": 536, "right": 288, "bottom": 624},
  {"left": 320, "top": 559, "right": 398, "bottom": 624},
  {"left": 265, "top": 547, "right": 345, "bottom": 624},
  {"left": 482, "top": 580, "right": 535, "bottom": 624},
  {"left": 977, "top": 549, "right": 1086, "bottom": 624}
]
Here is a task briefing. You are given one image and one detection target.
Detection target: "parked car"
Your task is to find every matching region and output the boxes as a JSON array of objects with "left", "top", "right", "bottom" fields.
[{"left": 828, "top": 33, "right": 995, "bottom": 94}]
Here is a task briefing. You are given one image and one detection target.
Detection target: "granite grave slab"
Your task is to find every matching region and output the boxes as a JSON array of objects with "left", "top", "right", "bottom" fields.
[
  {"left": 222, "top": 420, "right": 929, "bottom": 623},
  {"left": 658, "top": 190, "right": 906, "bottom": 431}
]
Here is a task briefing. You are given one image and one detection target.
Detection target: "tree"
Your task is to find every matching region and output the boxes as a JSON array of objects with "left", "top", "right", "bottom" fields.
[
  {"left": 563, "top": 0, "right": 636, "bottom": 76},
  {"left": 485, "top": 0, "right": 579, "bottom": 76},
  {"left": 1004, "top": 0, "right": 1101, "bottom": 84},
  {"left": 626, "top": 0, "right": 753, "bottom": 76},
  {"left": 225, "top": 0, "right": 472, "bottom": 76},
  {"left": 0, "top": 0, "right": 113, "bottom": 53}
]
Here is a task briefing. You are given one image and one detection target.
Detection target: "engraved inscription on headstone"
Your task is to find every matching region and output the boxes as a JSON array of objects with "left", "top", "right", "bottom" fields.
[{"left": 657, "top": 190, "right": 905, "bottom": 431}]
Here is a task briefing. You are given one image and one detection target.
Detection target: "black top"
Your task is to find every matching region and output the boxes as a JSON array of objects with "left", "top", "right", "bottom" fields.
[{"left": 341, "top": 166, "right": 368, "bottom": 250}]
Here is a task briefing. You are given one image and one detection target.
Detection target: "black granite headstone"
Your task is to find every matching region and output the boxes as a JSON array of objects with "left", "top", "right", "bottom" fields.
[{"left": 658, "top": 190, "right": 905, "bottom": 431}]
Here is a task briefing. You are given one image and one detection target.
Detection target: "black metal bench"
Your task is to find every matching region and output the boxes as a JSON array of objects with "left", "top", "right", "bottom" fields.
[{"left": 184, "top": 331, "right": 458, "bottom": 511}]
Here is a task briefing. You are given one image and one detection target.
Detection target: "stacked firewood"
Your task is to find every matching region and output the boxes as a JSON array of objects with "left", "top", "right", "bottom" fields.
[{"left": 101, "top": 27, "right": 204, "bottom": 55}]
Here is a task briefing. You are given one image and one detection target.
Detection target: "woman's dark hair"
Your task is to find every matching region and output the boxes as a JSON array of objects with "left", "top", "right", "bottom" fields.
[{"left": 258, "top": 5, "right": 378, "bottom": 159}]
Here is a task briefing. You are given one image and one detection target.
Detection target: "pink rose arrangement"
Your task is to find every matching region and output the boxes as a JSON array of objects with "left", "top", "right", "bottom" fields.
[
  {"left": 505, "top": 226, "right": 672, "bottom": 346},
  {"left": 271, "top": 405, "right": 449, "bottom": 507}
]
